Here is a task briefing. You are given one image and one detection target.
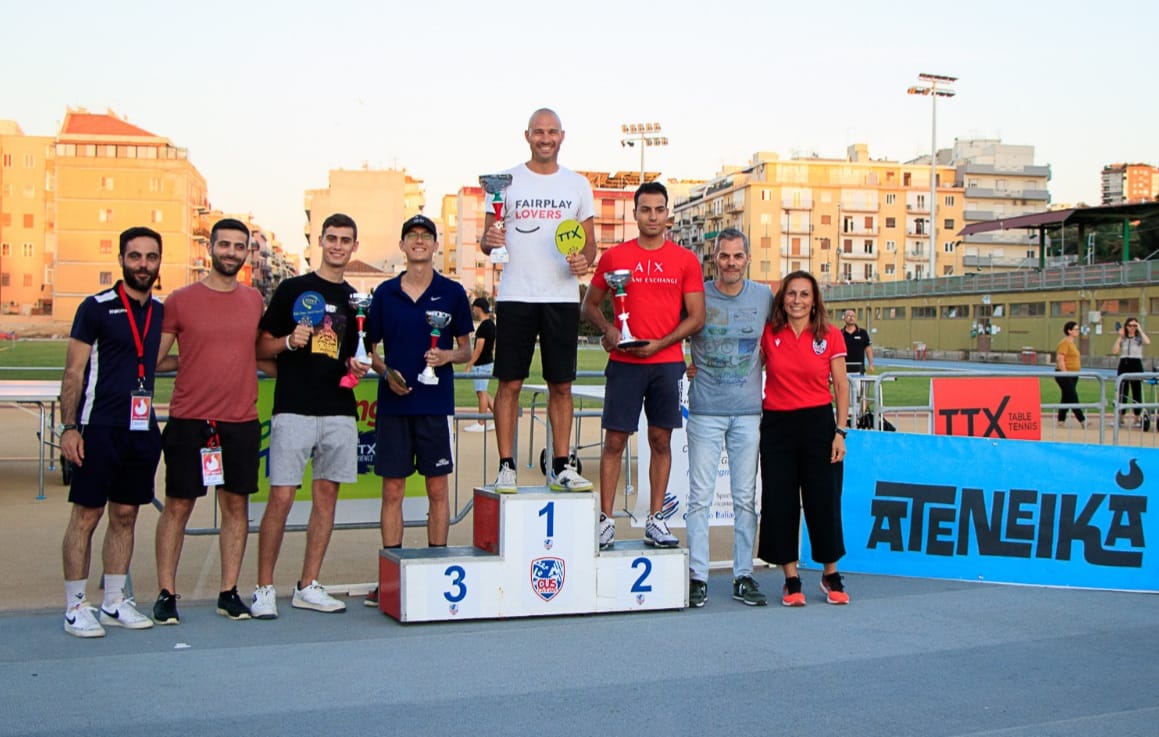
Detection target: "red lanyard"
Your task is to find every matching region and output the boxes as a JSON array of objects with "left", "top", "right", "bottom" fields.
[{"left": 117, "top": 283, "right": 154, "bottom": 384}]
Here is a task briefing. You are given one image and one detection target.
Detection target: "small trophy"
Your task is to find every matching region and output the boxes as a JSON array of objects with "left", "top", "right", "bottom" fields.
[
  {"left": 418, "top": 310, "right": 453, "bottom": 385},
  {"left": 339, "top": 292, "right": 373, "bottom": 389},
  {"left": 480, "top": 173, "right": 513, "bottom": 264},
  {"left": 605, "top": 269, "right": 647, "bottom": 349}
]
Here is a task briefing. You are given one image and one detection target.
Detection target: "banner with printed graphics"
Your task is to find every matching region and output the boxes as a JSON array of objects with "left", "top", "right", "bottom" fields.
[
  {"left": 250, "top": 380, "right": 432, "bottom": 526},
  {"left": 800, "top": 432, "right": 1157, "bottom": 592},
  {"left": 632, "top": 378, "right": 757, "bottom": 528}
]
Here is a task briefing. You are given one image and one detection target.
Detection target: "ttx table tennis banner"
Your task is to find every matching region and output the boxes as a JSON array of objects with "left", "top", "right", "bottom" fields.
[{"left": 932, "top": 376, "right": 1042, "bottom": 440}]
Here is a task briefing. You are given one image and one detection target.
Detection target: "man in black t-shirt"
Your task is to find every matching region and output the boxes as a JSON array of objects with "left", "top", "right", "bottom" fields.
[
  {"left": 464, "top": 297, "right": 496, "bottom": 432},
  {"left": 251, "top": 213, "right": 368, "bottom": 619},
  {"left": 841, "top": 309, "right": 873, "bottom": 375}
]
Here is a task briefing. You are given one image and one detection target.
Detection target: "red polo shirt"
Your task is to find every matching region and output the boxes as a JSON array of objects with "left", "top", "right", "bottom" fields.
[{"left": 761, "top": 323, "right": 846, "bottom": 411}]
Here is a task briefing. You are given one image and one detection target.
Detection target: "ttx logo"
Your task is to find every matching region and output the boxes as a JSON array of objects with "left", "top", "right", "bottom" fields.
[{"left": 938, "top": 395, "right": 1009, "bottom": 438}]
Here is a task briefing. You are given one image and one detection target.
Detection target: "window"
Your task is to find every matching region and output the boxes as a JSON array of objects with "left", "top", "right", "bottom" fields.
[
  {"left": 1, "top": 154, "right": 10, "bottom": 167},
  {"left": 100, "top": 176, "right": 114, "bottom": 191},
  {"left": 148, "top": 177, "right": 163, "bottom": 193},
  {"left": 863, "top": 240, "right": 874, "bottom": 254},
  {"left": 818, "top": 237, "right": 830, "bottom": 250},
  {"left": 760, "top": 260, "right": 770, "bottom": 274},
  {"left": 1009, "top": 302, "right": 1046, "bottom": 317},
  {"left": 996, "top": 179, "right": 1007, "bottom": 192},
  {"left": 885, "top": 193, "right": 896, "bottom": 205},
  {"left": 22, "top": 243, "right": 32, "bottom": 258},
  {"left": 885, "top": 240, "right": 896, "bottom": 252},
  {"left": 885, "top": 217, "right": 896, "bottom": 228},
  {"left": 151, "top": 209, "right": 163, "bottom": 224},
  {"left": 22, "top": 273, "right": 32, "bottom": 287},
  {"left": 913, "top": 306, "right": 937, "bottom": 319},
  {"left": 0, "top": 273, "right": 7, "bottom": 287},
  {"left": 864, "top": 216, "right": 874, "bottom": 229},
  {"left": 99, "top": 272, "right": 113, "bottom": 286},
  {"left": 820, "top": 214, "right": 831, "bottom": 225},
  {"left": 944, "top": 195, "right": 955, "bottom": 206},
  {"left": 23, "top": 214, "right": 33, "bottom": 228},
  {"left": 99, "top": 239, "right": 113, "bottom": 255},
  {"left": 820, "top": 263, "right": 830, "bottom": 273},
  {"left": 1051, "top": 301, "right": 1077, "bottom": 317},
  {"left": 1097, "top": 298, "right": 1140, "bottom": 314},
  {"left": 863, "top": 264, "right": 873, "bottom": 280},
  {"left": 916, "top": 194, "right": 926, "bottom": 209},
  {"left": 879, "top": 306, "right": 905, "bottom": 319},
  {"left": 885, "top": 263, "right": 895, "bottom": 275},
  {"left": 23, "top": 154, "right": 34, "bottom": 168},
  {"left": 943, "top": 242, "right": 955, "bottom": 253},
  {"left": 98, "top": 208, "right": 113, "bottom": 223},
  {"left": 944, "top": 218, "right": 954, "bottom": 230},
  {"left": 0, "top": 243, "right": 9, "bottom": 256}
]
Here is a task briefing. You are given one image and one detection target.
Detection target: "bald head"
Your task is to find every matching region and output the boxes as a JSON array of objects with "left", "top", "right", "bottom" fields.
[
  {"left": 527, "top": 108, "right": 562, "bottom": 131},
  {"left": 524, "top": 108, "right": 565, "bottom": 170}
]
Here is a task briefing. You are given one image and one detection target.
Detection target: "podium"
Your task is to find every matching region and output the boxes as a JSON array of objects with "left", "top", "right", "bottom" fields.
[{"left": 378, "top": 487, "right": 687, "bottom": 622}]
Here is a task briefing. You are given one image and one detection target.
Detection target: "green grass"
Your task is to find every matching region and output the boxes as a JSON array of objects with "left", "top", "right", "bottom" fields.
[
  {"left": 0, "top": 339, "right": 613, "bottom": 409},
  {"left": 0, "top": 340, "right": 1116, "bottom": 411}
]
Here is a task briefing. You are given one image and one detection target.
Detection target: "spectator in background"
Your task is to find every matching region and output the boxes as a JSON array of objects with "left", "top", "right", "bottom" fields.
[
  {"left": 1055, "top": 321, "right": 1085, "bottom": 428},
  {"left": 465, "top": 297, "right": 496, "bottom": 432}
]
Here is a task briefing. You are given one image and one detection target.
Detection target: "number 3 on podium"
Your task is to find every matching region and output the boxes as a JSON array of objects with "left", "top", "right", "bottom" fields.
[{"left": 444, "top": 565, "right": 467, "bottom": 603}]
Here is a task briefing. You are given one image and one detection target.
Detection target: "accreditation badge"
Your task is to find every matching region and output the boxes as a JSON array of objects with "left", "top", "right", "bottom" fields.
[
  {"left": 200, "top": 447, "right": 225, "bottom": 487},
  {"left": 129, "top": 390, "right": 152, "bottom": 431}
]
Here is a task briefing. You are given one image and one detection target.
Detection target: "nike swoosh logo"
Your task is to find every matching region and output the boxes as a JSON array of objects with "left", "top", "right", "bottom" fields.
[
  {"left": 101, "top": 608, "right": 119, "bottom": 619},
  {"left": 431, "top": 297, "right": 441, "bottom": 301},
  {"left": 65, "top": 615, "right": 77, "bottom": 625}
]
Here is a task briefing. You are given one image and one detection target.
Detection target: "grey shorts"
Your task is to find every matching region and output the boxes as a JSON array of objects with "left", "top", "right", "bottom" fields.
[
  {"left": 471, "top": 363, "right": 494, "bottom": 393},
  {"left": 268, "top": 413, "right": 358, "bottom": 486}
]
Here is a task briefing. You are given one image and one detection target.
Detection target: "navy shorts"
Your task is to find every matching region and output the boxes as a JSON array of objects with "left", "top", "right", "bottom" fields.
[
  {"left": 493, "top": 302, "right": 579, "bottom": 384},
  {"left": 68, "top": 424, "right": 162, "bottom": 508},
  {"left": 374, "top": 415, "right": 454, "bottom": 478},
  {"left": 601, "top": 360, "right": 686, "bottom": 432},
  {"left": 162, "top": 417, "right": 261, "bottom": 498}
]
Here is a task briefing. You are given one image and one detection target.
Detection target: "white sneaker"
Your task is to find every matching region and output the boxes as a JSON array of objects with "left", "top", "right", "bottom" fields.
[
  {"left": 645, "top": 514, "right": 679, "bottom": 548},
  {"left": 64, "top": 600, "right": 106, "bottom": 638},
  {"left": 251, "top": 584, "right": 278, "bottom": 620},
  {"left": 99, "top": 595, "right": 154, "bottom": 629},
  {"left": 493, "top": 465, "right": 518, "bottom": 494},
  {"left": 599, "top": 513, "right": 615, "bottom": 550},
  {"left": 291, "top": 580, "right": 346, "bottom": 613},
  {"left": 464, "top": 423, "right": 486, "bottom": 433},
  {"left": 549, "top": 464, "right": 594, "bottom": 492}
]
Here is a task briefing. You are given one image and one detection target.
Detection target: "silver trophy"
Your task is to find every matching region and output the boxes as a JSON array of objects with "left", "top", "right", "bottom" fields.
[
  {"left": 605, "top": 269, "right": 647, "bottom": 349},
  {"left": 480, "top": 173, "right": 513, "bottom": 264},
  {"left": 349, "top": 293, "right": 373, "bottom": 366},
  {"left": 418, "top": 310, "right": 453, "bottom": 385}
]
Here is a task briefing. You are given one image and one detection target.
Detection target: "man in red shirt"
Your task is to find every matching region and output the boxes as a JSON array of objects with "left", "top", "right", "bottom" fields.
[
  {"left": 582, "top": 182, "right": 705, "bottom": 550},
  {"left": 152, "top": 218, "right": 265, "bottom": 624}
]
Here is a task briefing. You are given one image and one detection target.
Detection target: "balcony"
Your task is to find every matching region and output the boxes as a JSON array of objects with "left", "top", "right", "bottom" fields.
[
  {"left": 780, "top": 246, "right": 812, "bottom": 258},
  {"left": 905, "top": 203, "right": 930, "bottom": 213},
  {"left": 784, "top": 223, "right": 813, "bottom": 235},
  {"left": 905, "top": 249, "right": 927, "bottom": 260},
  {"left": 781, "top": 199, "right": 814, "bottom": 209},
  {"left": 964, "top": 187, "right": 1050, "bottom": 201},
  {"left": 839, "top": 201, "right": 879, "bottom": 213},
  {"left": 841, "top": 250, "right": 876, "bottom": 260},
  {"left": 841, "top": 226, "right": 879, "bottom": 236}
]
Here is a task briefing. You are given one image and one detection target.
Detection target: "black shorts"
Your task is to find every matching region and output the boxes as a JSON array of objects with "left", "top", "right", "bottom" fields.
[
  {"left": 493, "top": 301, "right": 578, "bottom": 384},
  {"left": 602, "top": 360, "right": 686, "bottom": 432},
  {"left": 68, "top": 424, "right": 162, "bottom": 508},
  {"left": 162, "top": 417, "right": 261, "bottom": 498},
  {"left": 374, "top": 415, "right": 454, "bottom": 478}
]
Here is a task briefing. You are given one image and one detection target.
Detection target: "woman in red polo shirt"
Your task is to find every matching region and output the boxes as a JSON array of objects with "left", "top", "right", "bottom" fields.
[{"left": 758, "top": 270, "right": 851, "bottom": 606}]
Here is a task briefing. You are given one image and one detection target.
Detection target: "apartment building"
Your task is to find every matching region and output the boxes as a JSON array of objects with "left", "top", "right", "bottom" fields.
[
  {"left": 304, "top": 167, "right": 425, "bottom": 275},
  {"left": 1101, "top": 163, "right": 1159, "bottom": 205},
  {"left": 672, "top": 146, "right": 964, "bottom": 286},
  {"left": 0, "top": 122, "right": 54, "bottom": 317},
  {"left": 954, "top": 139, "right": 1052, "bottom": 271}
]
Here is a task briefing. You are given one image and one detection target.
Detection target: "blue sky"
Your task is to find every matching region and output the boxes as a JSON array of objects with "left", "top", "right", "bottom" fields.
[{"left": 3, "top": 0, "right": 1155, "bottom": 257}]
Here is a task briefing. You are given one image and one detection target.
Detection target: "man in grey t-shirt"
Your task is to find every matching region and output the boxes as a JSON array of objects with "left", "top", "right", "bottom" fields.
[{"left": 686, "top": 228, "right": 772, "bottom": 608}]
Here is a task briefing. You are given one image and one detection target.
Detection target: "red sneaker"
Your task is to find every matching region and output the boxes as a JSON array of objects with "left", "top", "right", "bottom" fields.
[
  {"left": 781, "top": 576, "right": 806, "bottom": 607},
  {"left": 820, "top": 572, "right": 850, "bottom": 605}
]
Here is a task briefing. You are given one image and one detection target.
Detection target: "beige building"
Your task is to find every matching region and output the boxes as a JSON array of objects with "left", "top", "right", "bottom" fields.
[
  {"left": 673, "top": 146, "right": 965, "bottom": 287},
  {"left": 952, "top": 139, "right": 1051, "bottom": 271},
  {"left": 0, "top": 122, "right": 54, "bottom": 317},
  {"left": 304, "top": 167, "right": 425, "bottom": 275}
]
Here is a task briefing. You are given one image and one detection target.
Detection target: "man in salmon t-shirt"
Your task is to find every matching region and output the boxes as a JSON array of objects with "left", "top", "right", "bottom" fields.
[
  {"left": 581, "top": 181, "right": 705, "bottom": 551},
  {"left": 152, "top": 218, "right": 265, "bottom": 624}
]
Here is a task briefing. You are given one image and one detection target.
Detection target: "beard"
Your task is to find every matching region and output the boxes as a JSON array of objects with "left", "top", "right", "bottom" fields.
[
  {"left": 122, "top": 264, "right": 157, "bottom": 292},
  {"left": 211, "top": 252, "right": 243, "bottom": 277}
]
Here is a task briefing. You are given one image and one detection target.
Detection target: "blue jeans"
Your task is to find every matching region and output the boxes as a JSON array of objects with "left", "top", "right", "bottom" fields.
[{"left": 686, "top": 413, "right": 760, "bottom": 582}]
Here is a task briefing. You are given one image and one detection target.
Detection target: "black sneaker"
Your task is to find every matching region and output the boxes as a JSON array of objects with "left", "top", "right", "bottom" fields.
[
  {"left": 732, "top": 575, "right": 768, "bottom": 606},
  {"left": 153, "top": 589, "right": 181, "bottom": 625},
  {"left": 688, "top": 579, "right": 708, "bottom": 608},
  {"left": 216, "top": 587, "right": 252, "bottom": 620},
  {"left": 364, "top": 587, "right": 379, "bottom": 608}
]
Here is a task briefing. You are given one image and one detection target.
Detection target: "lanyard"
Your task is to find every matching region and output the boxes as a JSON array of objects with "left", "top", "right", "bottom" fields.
[{"left": 117, "top": 283, "right": 154, "bottom": 386}]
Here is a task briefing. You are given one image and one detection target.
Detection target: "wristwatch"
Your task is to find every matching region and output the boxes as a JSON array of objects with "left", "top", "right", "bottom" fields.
[
  {"left": 58, "top": 423, "right": 79, "bottom": 434},
  {"left": 834, "top": 427, "right": 847, "bottom": 438}
]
